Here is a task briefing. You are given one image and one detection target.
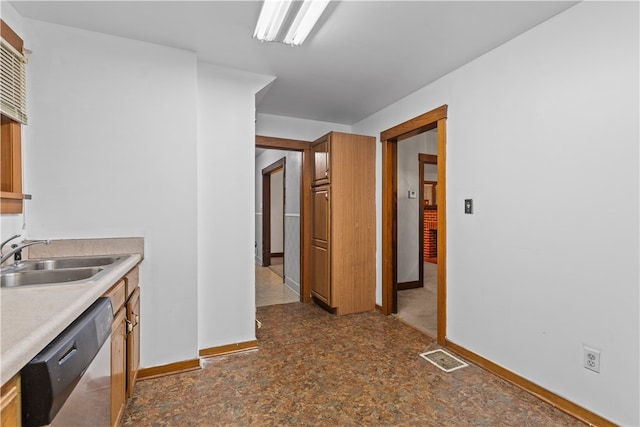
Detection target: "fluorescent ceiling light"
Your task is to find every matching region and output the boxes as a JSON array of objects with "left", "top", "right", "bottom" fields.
[
  {"left": 253, "top": 0, "right": 330, "bottom": 46},
  {"left": 253, "top": 0, "right": 293, "bottom": 42},
  {"left": 283, "top": 0, "right": 330, "bottom": 46}
]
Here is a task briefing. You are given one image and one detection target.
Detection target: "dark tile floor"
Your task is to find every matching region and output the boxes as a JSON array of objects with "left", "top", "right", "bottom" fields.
[{"left": 122, "top": 302, "right": 585, "bottom": 426}]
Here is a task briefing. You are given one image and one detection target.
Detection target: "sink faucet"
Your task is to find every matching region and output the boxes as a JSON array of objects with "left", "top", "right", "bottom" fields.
[
  {"left": 1, "top": 234, "right": 21, "bottom": 255},
  {"left": 1, "top": 239, "right": 51, "bottom": 265}
]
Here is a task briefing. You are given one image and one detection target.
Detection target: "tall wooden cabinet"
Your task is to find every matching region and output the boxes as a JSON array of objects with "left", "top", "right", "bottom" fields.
[{"left": 309, "top": 132, "right": 376, "bottom": 315}]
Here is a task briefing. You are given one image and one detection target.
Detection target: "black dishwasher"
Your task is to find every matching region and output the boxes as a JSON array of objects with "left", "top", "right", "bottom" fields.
[{"left": 21, "top": 297, "right": 113, "bottom": 427}]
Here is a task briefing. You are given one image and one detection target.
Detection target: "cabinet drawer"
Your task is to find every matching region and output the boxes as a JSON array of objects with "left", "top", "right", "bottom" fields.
[
  {"left": 104, "top": 280, "right": 126, "bottom": 313},
  {"left": 124, "top": 266, "right": 139, "bottom": 299}
]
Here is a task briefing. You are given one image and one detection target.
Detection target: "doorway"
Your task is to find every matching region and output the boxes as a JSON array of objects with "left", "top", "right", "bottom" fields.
[
  {"left": 393, "top": 133, "right": 438, "bottom": 337},
  {"left": 419, "top": 153, "right": 438, "bottom": 270},
  {"left": 261, "top": 158, "right": 285, "bottom": 270},
  {"left": 255, "top": 135, "right": 312, "bottom": 304},
  {"left": 381, "top": 105, "right": 447, "bottom": 345}
]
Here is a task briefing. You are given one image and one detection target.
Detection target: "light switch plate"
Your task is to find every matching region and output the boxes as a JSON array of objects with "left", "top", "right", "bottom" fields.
[{"left": 464, "top": 199, "right": 473, "bottom": 214}]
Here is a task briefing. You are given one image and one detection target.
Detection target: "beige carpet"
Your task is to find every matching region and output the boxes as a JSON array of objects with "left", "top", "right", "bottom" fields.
[{"left": 395, "top": 262, "right": 437, "bottom": 337}]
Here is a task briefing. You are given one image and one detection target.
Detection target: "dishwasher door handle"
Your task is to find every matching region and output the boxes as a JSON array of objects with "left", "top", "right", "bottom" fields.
[{"left": 57, "top": 343, "right": 78, "bottom": 365}]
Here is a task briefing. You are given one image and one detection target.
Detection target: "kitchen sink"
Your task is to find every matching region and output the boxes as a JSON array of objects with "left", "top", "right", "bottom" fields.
[
  {"left": 0, "top": 255, "right": 131, "bottom": 288},
  {"left": 1, "top": 267, "right": 103, "bottom": 288},
  {"left": 11, "top": 256, "right": 123, "bottom": 272}
]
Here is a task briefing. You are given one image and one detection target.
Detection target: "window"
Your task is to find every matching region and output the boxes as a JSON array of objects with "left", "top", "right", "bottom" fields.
[
  {"left": 1, "top": 35, "right": 28, "bottom": 124},
  {"left": 0, "top": 19, "right": 26, "bottom": 214}
]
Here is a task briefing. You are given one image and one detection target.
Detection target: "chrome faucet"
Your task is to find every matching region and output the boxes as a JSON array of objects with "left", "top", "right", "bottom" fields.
[
  {"left": 1, "top": 239, "right": 51, "bottom": 264},
  {"left": 0, "top": 234, "right": 21, "bottom": 255}
]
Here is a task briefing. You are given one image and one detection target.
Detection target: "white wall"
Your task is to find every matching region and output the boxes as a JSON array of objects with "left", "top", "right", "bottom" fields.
[
  {"left": 0, "top": 2, "right": 23, "bottom": 34},
  {"left": 15, "top": 14, "right": 277, "bottom": 366},
  {"left": 197, "top": 62, "right": 274, "bottom": 350},
  {"left": 353, "top": 2, "right": 639, "bottom": 425},
  {"left": 256, "top": 113, "right": 351, "bottom": 140},
  {"left": 397, "top": 130, "right": 436, "bottom": 283},
  {"left": 21, "top": 19, "right": 200, "bottom": 367}
]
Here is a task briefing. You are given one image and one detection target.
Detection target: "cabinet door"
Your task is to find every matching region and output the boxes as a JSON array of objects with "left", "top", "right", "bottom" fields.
[
  {"left": 126, "top": 287, "right": 140, "bottom": 399},
  {"left": 111, "top": 309, "right": 126, "bottom": 427},
  {"left": 310, "top": 244, "right": 330, "bottom": 304},
  {"left": 0, "top": 374, "right": 20, "bottom": 427},
  {"left": 312, "top": 136, "right": 329, "bottom": 185},
  {"left": 310, "top": 186, "right": 331, "bottom": 304},
  {"left": 312, "top": 186, "right": 330, "bottom": 243}
]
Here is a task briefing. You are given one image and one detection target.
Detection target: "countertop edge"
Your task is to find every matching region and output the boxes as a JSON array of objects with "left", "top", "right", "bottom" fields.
[{"left": 0, "top": 253, "right": 142, "bottom": 384}]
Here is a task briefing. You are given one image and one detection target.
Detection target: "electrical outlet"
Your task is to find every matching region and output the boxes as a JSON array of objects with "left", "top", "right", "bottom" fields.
[{"left": 583, "top": 347, "right": 600, "bottom": 373}]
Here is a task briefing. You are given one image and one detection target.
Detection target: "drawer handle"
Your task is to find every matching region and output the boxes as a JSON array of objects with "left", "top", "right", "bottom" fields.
[{"left": 58, "top": 344, "right": 77, "bottom": 365}]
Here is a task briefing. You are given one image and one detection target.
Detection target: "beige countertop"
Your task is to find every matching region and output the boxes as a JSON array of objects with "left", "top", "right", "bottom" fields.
[{"left": 0, "top": 253, "right": 142, "bottom": 384}]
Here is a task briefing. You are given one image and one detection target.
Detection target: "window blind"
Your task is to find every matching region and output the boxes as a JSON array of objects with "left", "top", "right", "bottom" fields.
[{"left": 0, "top": 36, "right": 27, "bottom": 124}]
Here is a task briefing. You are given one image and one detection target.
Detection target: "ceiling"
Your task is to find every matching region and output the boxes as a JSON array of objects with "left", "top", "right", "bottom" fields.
[{"left": 10, "top": 1, "right": 577, "bottom": 125}]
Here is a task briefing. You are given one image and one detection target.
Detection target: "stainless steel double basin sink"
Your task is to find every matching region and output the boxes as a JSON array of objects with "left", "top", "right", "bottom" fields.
[{"left": 0, "top": 255, "right": 127, "bottom": 288}]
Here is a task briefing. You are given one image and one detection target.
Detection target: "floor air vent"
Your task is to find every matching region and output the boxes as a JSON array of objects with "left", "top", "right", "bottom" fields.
[{"left": 419, "top": 349, "right": 468, "bottom": 372}]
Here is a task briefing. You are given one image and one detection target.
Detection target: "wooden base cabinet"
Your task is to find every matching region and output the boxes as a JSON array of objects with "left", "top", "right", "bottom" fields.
[
  {"left": 0, "top": 374, "right": 20, "bottom": 427},
  {"left": 0, "top": 263, "right": 141, "bottom": 427},
  {"left": 126, "top": 286, "right": 140, "bottom": 398},
  {"left": 110, "top": 307, "right": 127, "bottom": 427},
  {"left": 106, "top": 280, "right": 127, "bottom": 427},
  {"left": 106, "top": 264, "right": 141, "bottom": 427},
  {"left": 309, "top": 132, "right": 376, "bottom": 315}
]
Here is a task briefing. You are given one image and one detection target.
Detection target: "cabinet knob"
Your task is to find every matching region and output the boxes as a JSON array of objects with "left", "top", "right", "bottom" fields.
[
  {"left": 325, "top": 193, "right": 328, "bottom": 200},
  {"left": 125, "top": 312, "right": 139, "bottom": 335},
  {"left": 324, "top": 170, "right": 328, "bottom": 177}
]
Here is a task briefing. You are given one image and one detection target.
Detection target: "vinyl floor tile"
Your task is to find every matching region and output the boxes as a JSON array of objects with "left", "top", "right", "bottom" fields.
[
  {"left": 255, "top": 264, "right": 299, "bottom": 307},
  {"left": 122, "top": 303, "right": 585, "bottom": 427}
]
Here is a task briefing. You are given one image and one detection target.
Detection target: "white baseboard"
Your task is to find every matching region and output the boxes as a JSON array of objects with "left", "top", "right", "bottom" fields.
[{"left": 284, "top": 277, "right": 300, "bottom": 295}]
